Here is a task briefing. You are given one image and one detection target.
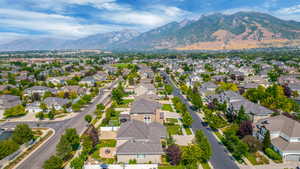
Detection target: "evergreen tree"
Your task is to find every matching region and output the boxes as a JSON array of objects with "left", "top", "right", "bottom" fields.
[{"left": 263, "top": 130, "right": 271, "bottom": 150}]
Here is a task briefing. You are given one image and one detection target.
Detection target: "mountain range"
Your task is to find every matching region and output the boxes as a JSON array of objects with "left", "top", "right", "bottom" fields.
[{"left": 2, "top": 11, "right": 300, "bottom": 51}]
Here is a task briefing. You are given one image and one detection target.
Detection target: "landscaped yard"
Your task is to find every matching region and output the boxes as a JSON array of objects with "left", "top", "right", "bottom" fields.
[
  {"left": 166, "top": 124, "right": 183, "bottom": 135},
  {"left": 184, "top": 127, "right": 192, "bottom": 135},
  {"left": 166, "top": 118, "right": 178, "bottom": 124},
  {"left": 162, "top": 104, "right": 174, "bottom": 112},
  {"left": 115, "top": 99, "right": 134, "bottom": 108},
  {"left": 99, "top": 139, "right": 117, "bottom": 148},
  {"left": 246, "top": 152, "right": 269, "bottom": 165},
  {"left": 158, "top": 166, "right": 185, "bottom": 169}
]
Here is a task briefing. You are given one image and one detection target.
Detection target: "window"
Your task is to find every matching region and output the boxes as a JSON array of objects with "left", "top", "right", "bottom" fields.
[
  {"left": 144, "top": 115, "right": 151, "bottom": 123},
  {"left": 137, "top": 154, "right": 145, "bottom": 159}
]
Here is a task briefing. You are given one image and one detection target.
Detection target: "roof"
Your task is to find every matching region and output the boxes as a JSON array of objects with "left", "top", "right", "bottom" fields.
[
  {"left": 257, "top": 115, "right": 300, "bottom": 138},
  {"left": 231, "top": 99, "right": 273, "bottom": 116},
  {"left": 130, "top": 97, "right": 161, "bottom": 114},
  {"left": 44, "top": 97, "right": 69, "bottom": 107},
  {"left": 24, "top": 86, "right": 56, "bottom": 93},
  {"left": 117, "top": 120, "right": 166, "bottom": 141},
  {"left": 117, "top": 141, "right": 164, "bottom": 155},
  {"left": 272, "top": 137, "right": 300, "bottom": 152}
]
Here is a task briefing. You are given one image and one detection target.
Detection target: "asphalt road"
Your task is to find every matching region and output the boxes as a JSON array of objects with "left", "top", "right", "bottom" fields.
[
  {"left": 0, "top": 79, "right": 119, "bottom": 169},
  {"left": 161, "top": 72, "right": 240, "bottom": 169}
]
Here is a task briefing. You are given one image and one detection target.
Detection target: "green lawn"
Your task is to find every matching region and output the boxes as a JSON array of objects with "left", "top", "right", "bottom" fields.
[
  {"left": 158, "top": 166, "right": 185, "bottom": 169},
  {"left": 162, "top": 104, "right": 174, "bottom": 112},
  {"left": 201, "top": 162, "right": 211, "bottom": 169},
  {"left": 214, "top": 131, "right": 224, "bottom": 140},
  {"left": 184, "top": 127, "right": 192, "bottom": 135},
  {"left": 116, "top": 99, "right": 134, "bottom": 108},
  {"left": 112, "top": 63, "right": 133, "bottom": 69},
  {"left": 99, "top": 139, "right": 117, "bottom": 147},
  {"left": 166, "top": 124, "right": 183, "bottom": 135},
  {"left": 246, "top": 152, "right": 269, "bottom": 165},
  {"left": 166, "top": 118, "right": 178, "bottom": 124}
]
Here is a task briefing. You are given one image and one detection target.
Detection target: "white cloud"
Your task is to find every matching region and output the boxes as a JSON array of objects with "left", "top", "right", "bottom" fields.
[
  {"left": 277, "top": 5, "right": 300, "bottom": 14},
  {"left": 0, "top": 8, "right": 129, "bottom": 39}
]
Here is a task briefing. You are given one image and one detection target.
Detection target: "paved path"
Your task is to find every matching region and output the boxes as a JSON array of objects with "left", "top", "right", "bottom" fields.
[
  {"left": 161, "top": 71, "right": 240, "bottom": 169},
  {"left": 0, "top": 79, "right": 119, "bottom": 169}
]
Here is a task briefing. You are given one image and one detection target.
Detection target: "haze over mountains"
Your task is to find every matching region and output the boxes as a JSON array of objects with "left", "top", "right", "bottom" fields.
[{"left": 2, "top": 11, "right": 300, "bottom": 51}]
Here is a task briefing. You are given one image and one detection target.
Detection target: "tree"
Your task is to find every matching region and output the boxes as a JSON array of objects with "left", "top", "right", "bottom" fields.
[
  {"left": 64, "top": 128, "right": 80, "bottom": 151},
  {"left": 70, "top": 156, "right": 84, "bottom": 169},
  {"left": 82, "top": 135, "right": 93, "bottom": 154},
  {"left": 242, "top": 135, "right": 262, "bottom": 153},
  {"left": 165, "top": 85, "right": 173, "bottom": 95},
  {"left": 237, "top": 120, "right": 253, "bottom": 138},
  {"left": 12, "top": 124, "right": 33, "bottom": 144},
  {"left": 195, "top": 130, "right": 212, "bottom": 162},
  {"left": 182, "top": 113, "right": 193, "bottom": 127},
  {"left": 48, "top": 110, "right": 55, "bottom": 120},
  {"left": 263, "top": 131, "right": 271, "bottom": 150},
  {"left": 112, "top": 88, "right": 123, "bottom": 105},
  {"left": 166, "top": 144, "right": 181, "bottom": 165},
  {"left": 181, "top": 144, "right": 203, "bottom": 167},
  {"left": 56, "top": 135, "right": 72, "bottom": 160},
  {"left": 84, "top": 124, "right": 99, "bottom": 147},
  {"left": 36, "top": 112, "right": 45, "bottom": 120},
  {"left": 84, "top": 115, "right": 92, "bottom": 123},
  {"left": 43, "top": 155, "right": 63, "bottom": 169},
  {"left": 235, "top": 106, "right": 249, "bottom": 124}
]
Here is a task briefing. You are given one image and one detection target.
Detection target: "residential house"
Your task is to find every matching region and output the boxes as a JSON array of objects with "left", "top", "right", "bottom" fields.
[
  {"left": 44, "top": 97, "right": 69, "bottom": 111},
  {"left": 61, "top": 85, "right": 86, "bottom": 96},
  {"left": 24, "top": 86, "right": 57, "bottom": 96},
  {"left": 116, "top": 120, "right": 166, "bottom": 164},
  {"left": 199, "top": 82, "right": 218, "bottom": 97},
  {"left": 25, "top": 102, "right": 42, "bottom": 114},
  {"left": 134, "top": 83, "right": 156, "bottom": 97},
  {"left": 124, "top": 96, "right": 163, "bottom": 124},
  {"left": 80, "top": 76, "right": 96, "bottom": 86},
  {"left": 255, "top": 115, "right": 300, "bottom": 161}
]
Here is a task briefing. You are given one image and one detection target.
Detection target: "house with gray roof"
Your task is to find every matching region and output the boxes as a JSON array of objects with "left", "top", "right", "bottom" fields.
[
  {"left": 116, "top": 120, "right": 166, "bottom": 164},
  {"left": 128, "top": 96, "right": 163, "bottom": 124},
  {"left": 44, "top": 97, "right": 69, "bottom": 111},
  {"left": 0, "top": 95, "right": 21, "bottom": 119},
  {"left": 24, "top": 86, "right": 57, "bottom": 96},
  {"left": 255, "top": 115, "right": 300, "bottom": 161}
]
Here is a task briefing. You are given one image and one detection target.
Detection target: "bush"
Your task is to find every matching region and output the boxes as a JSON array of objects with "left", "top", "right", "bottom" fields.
[
  {"left": 0, "top": 139, "right": 20, "bottom": 160},
  {"left": 264, "top": 148, "right": 282, "bottom": 161},
  {"left": 4, "top": 105, "right": 26, "bottom": 118}
]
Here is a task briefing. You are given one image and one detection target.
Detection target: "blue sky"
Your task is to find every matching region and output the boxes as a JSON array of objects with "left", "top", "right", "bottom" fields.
[{"left": 0, "top": 0, "right": 300, "bottom": 43}]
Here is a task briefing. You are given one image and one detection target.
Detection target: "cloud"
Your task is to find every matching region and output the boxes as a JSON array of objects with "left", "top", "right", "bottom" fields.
[
  {"left": 0, "top": 8, "right": 129, "bottom": 39},
  {"left": 277, "top": 5, "right": 300, "bottom": 14}
]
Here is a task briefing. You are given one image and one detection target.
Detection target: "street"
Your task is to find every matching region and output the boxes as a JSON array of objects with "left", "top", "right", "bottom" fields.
[
  {"left": 161, "top": 71, "right": 240, "bottom": 169},
  {"left": 0, "top": 79, "right": 119, "bottom": 169}
]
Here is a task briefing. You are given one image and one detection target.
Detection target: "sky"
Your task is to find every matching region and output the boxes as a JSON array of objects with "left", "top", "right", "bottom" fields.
[{"left": 0, "top": 0, "right": 300, "bottom": 44}]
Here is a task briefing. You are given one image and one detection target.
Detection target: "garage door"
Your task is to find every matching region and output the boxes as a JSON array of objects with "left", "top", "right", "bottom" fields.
[{"left": 286, "top": 154, "right": 300, "bottom": 161}]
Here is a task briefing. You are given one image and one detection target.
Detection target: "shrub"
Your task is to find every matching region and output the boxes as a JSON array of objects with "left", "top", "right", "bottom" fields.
[{"left": 264, "top": 148, "right": 282, "bottom": 161}]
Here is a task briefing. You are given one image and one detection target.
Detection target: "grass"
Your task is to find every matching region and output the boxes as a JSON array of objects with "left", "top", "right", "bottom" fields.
[
  {"left": 158, "top": 166, "right": 185, "bottom": 169},
  {"left": 166, "top": 124, "right": 183, "bottom": 135},
  {"left": 112, "top": 63, "right": 133, "bottom": 69},
  {"left": 214, "top": 131, "right": 224, "bottom": 140},
  {"left": 184, "top": 127, "right": 192, "bottom": 135},
  {"left": 166, "top": 118, "right": 178, "bottom": 124},
  {"left": 99, "top": 139, "right": 117, "bottom": 148},
  {"left": 201, "top": 162, "right": 211, "bottom": 169},
  {"left": 246, "top": 152, "right": 269, "bottom": 165},
  {"left": 116, "top": 99, "right": 134, "bottom": 108},
  {"left": 162, "top": 104, "right": 174, "bottom": 112}
]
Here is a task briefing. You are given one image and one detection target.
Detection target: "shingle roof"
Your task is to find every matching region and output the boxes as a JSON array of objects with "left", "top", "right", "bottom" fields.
[
  {"left": 117, "top": 141, "right": 164, "bottom": 155},
  {"left": 130, "top": 97, "right": 161, "bottom": 114}
]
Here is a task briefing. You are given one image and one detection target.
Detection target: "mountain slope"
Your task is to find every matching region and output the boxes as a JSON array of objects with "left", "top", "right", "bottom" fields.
[
  {"left": 0, "top": 30, "right": 140, "bottom": 51},
  {"left": 122, "top": 12, "right": 300, "bottom": 50}
]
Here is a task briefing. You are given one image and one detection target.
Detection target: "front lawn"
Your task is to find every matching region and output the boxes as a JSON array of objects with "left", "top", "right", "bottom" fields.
[
  {"left": 246, "top": 152, "right": 269, "bottom": 165},
  {"left": 166, "top": 124, "right": 183, "bottom": 135},
  {"left": 184, "top": 127, "right": 192, "bottom": 135},
  {"left": 166, "top": 118, "right": 178, "bottom": 124},
  {"left": 115, "top": 99, "right": 134, "bottom": 108},
  {"left": 99, "top": 139, "right": 116, "bottom": 148},
  {"left": 158, "top": 166, "right": 185, "bottom": 169},
  {"left": 162, "top": 104, "right": 174, "bottom": 112}
]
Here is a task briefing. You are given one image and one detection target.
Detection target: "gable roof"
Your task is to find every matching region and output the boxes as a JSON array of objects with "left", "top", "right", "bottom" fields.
[{"left": 130, "top": 96, "right": 161, "bottom": 114}]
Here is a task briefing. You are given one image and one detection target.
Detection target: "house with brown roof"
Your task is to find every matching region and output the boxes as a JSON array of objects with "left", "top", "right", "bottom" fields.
[{"left": 255, "top": 115, "right": 300, "bottom": 161}]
